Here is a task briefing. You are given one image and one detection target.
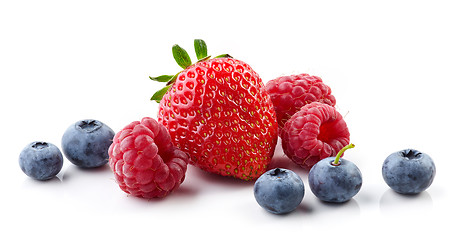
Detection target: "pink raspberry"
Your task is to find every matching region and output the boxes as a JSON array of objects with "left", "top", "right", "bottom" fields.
[
  {"left": 281, "top": 102, "right": 350, "bottom": 170},
  {"left": 108, "top": 117, "right": 189, "bottom": 198},
  {"left": 265, "top": 74, "right": 336, "bottom": 132}
]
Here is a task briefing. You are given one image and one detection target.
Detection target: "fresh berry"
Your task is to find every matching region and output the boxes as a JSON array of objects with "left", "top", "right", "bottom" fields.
[
  {"left": 150, "top": 39, "right": 278, "bottom": 180},
  {"left": 308, "top": 144, "right": 362, "bottom": 203},
  {"left": 19, "top": 141, "right": 63, "bottom": 181},
  {"left": 253, "top": 168, "right": 305, "bottom": 214},
  {"left": 382, "top": 149, "right": 436, "bottom": 194},
  {"left": 265, "top": 74, "right": 336, "bottom": 132},
  {"left": 281, "top": 102, "right": 350, "bottom": 170},
  {"left": 108, "top": 117, "right": 189, "bottom": 198},
  {"left": 62, "top": 119, "right": 115, "bottom": 168}
]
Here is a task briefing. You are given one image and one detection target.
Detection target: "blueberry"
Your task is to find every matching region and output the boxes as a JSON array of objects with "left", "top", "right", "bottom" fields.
[
  {"left": 382, "top": 149, "right": 436, "bottom": 194},
  {"left": 308, "top": 144, "right": 362, "bottom": 203},
  {"left": 61, "top": 119, "right": 115, "bottom": 168},
  {"left": 253, "top": 168, "right": 305, "bottom": 214},
  {"left": 19, "top": 141, "right": 63, "bottom": 180}
]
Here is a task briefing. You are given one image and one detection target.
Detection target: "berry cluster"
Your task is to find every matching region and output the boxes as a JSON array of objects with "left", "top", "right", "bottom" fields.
[
  {"left": 254, "top": 144, "right": 436, "bottom": 215},
  {"left": 19, "top": 119, "right": 114, "bottom": 180},
  {"left": 19, "top": 39, "right": 436, "bottom": 209},
  {"left": 255, "top": 73, "right": 435, "bottom": 214},
  {"left": 254, "top": 144, "right": 361, "bottom": 214}
]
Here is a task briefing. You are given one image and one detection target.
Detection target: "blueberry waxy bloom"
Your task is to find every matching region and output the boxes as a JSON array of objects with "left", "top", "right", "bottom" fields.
[
  {"left": 19, "top": 141, "right": 63, "bottom": 180},
  {"left": 62, "top": 119, "right": 114, "bottom": 168},
  {"left": 308, "top": 144, "right": 362, "bottom": 203},
  {"left": 254, "top": 168, "right": 305, "bottom": 214},
  {"left": 382, "top": 149, "right": 436, "bottom": 194}
]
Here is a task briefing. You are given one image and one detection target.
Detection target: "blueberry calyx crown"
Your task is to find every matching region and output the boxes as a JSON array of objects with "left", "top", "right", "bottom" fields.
[
  {"left": 148, "top": 39, "right": 231, "bottom": 103},
  {"left": 401, "top": 149, "right": 422, "bottom": 160},
  {"left": 269, "top": 168, "right": 286, "bottom": 177},
  {"left": 77, "top": 119, "right": 102, "bottom": 133},
  {"left": 32, "top": 141, "right": 49, "bottom": 150},
  {"left": 331, "top": 143, "right": 355, "bottom": 166}
]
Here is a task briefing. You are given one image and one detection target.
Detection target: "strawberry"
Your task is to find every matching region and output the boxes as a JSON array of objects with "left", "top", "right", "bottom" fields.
[{"left": 149, "top": 40, "right": 278, "bottom": 180}]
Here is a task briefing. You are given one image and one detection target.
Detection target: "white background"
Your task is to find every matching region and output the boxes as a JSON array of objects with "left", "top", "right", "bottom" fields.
[{"left": 1, "top": 0, "right": 463, "bottom": 239}]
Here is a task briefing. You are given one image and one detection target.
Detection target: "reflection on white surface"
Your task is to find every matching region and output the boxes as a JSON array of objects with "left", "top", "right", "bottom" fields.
[
  {"left": 61, "top": 164, "right": 113, "bottom": 182},
  {"left": 309, "top": 198, "right": 361, "bottom": 218},
  {"left": 379, "top": 189, "right": 433, "bottom": 215},
  {"left": 22, "top": 176, "right": 62, "bottom": 186}
]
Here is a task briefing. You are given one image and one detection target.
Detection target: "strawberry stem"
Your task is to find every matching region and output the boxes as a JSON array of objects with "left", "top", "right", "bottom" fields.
[{"left": 332, "top": 143, "right": 355, "bottom": 166}]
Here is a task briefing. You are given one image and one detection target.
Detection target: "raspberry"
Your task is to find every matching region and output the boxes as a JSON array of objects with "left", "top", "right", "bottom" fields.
[
  {"left": 108, "top": 117, "right": 189, "bottom": 198},
  {"left": 265, "top": 74, "right": 336, "bottom": 132},
  {"left": 281, "top": 102, "right": 350, "bottom": 170}
]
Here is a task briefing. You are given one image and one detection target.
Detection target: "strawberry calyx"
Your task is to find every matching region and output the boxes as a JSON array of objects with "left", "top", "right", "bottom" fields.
[{"left": 149, "top": 39, "right": 231, "bottom": 103}]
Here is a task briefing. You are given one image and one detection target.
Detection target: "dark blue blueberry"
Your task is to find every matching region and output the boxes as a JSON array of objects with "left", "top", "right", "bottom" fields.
[
  {"left": 382, "top": 149, "right": 436, "bottom": 194},
  {"left": 61, "top": 119, "right": 114, "bottom": 168},
  {"left": 19, "top": 141, "right": 63, "bottom": 180},
  {"left": 253, "top": 168, "right": 305, "bottom": 214},
  {"left": 308, "top": 157, "right": 362, "bottom": 203}
]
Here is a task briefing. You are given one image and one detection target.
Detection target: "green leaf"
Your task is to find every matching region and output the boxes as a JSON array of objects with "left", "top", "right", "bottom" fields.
[
  {"left": 150, "top": 85, "right": 172, "bottom": 103},
  {"left": 149, "top": 75, "right": 174, "bottom": 82},
  {"left": 172, "top": 44, "right": 192, "bottom": 69},
  {"left": 214, "top": 53, "right": 233, "bottom": 59},
  {"left": 194, "top": 39, "right": 208, "bottom": 60},
  {"left": 166, "top": 72, "right": 180, "bottom": 85},
  {"left": 198, "top": 55, "right": 211, "bottom": 62}
]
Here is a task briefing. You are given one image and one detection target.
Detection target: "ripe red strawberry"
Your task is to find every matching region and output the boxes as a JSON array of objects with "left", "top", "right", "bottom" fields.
[
  {"left": 108, "top": 117, "right": 189, "bottom": 198},
  {"left": 265, "top": 74, "right": 336, "bottom": 132},
  {"left": 281, "top": 102, "right": 350, "bottom": 170},
  {"left": 150, "top": 40, "right": 278, "bottom": 180}
]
